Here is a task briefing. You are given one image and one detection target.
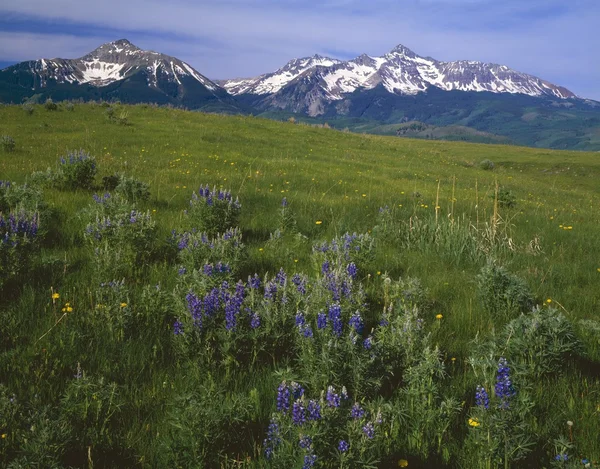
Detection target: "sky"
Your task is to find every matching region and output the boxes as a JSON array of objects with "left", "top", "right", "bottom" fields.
[{"left": 0, "top": 0, "right": 598, "bottom": 100}]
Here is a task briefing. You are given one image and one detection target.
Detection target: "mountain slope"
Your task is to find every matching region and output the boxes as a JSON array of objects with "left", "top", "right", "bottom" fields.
[{"left": 0, "top": 39, "right": 240, "bottom": 111}]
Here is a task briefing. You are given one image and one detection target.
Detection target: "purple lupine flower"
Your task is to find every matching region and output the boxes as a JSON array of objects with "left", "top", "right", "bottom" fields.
[
  {"left": 362, "top": 422, "right": 375, "bottom": 439},
  {"left": 303, "top": 325, "right": 314, "bottom": 338},
  {"left": 295, "top": 312, "right": 306, "bottom": 328},
  {"left": 338, "top": 440, "right": 349, "bottom": 453},
  {"left": 250, "top": 312, "right": 260, "bottom": 329},
  {"left": 322, "top": 260, "right": 330, "bottom": 274},
  {"left": 186, "top": 292, "right": 203, "bottom": 329},
  {"left": 264, "top": 281, "right": 278, "bottom": 300},
  {"left": 328, "top": 303, "right": 343, "bottom": 337},
  {"left": 363, "top": 337, "right": 372, "bottom": 350},
  {"left": 317, "top": 312, "right": 327, "bottom": 329},
  {"left": 303, "top": 454, "right": 317, "bottom": 469},
  {"left": 178, "top": 266, "right": 187, "bottom": 275},
  {"left": 277, "top": 382, "right": 290, "bottom": 413},
  {"left": 263, "top": 419, "right": 281, "bottom": 459},
  {"left": 299, "top": 435, "right": 312, "bottom": 450},
  {"left": 347, "top": 262, "right": 358, "bottom": 279},
  {"left": 326, "top": 386, "right": 341, "bottom": 408},
  {"left": 281, "top": 197, "right": 288, "bottom": 207},
  {"left": 348, "top": 312, "right": 364, "bottom": 334},
  {"left": 292, "top": 274, "right": 307, "bottom": 294},
  {"left": 292, "top": 399, "right": 306, "bottom": 426},
  {"left": 291, "top": 382, "right": 305, "bottom": 400},
  {"left": 275, "top": 268, "right": 287, "bottom": 286},
  {"left": 249, "top": 274, "right": 261, "bottom": 289},
  {"left": 173, "top": 319, "right": 184, "bottom": 335},
  {"left": 351, "top": 403, "right": 365, "bottom": 419},
  {"left": 307, "top": 399, "right": 321, "bottom": 421},
  {"left": 475, "top": 385, "right": 490, "bottom": 409},
  {"left": 495, "top": 358, "right": 515, "bottom": 409}
]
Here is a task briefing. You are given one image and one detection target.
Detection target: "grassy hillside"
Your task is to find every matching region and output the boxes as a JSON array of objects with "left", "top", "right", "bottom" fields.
[{"left": 1, "top": 102, "right": 599, "bottom": 468}]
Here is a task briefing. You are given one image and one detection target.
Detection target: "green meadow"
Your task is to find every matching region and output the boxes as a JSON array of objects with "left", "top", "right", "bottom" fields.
[{"left": 0, "top": 102, "right": 599, "bottom": 468}]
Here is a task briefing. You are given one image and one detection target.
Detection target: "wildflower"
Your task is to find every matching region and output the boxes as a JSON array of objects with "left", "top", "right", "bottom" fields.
[
  {"left": 398, "top": 460, "right": 409, "bottom": 467},
  {"left": 495, "top": 357, "right": 516, "bottom": 409},
  {"left": 1, "top": 434, "right": 6, "bottom": 439},
  {"left": 292, "top": 399, "right": 306, "bottom": 426},
  {"left": 554, "top": 454, "right": 568, "bottom": 461},
  {"left": 317, "top": 312, "right": 327, "bottom": 329},
  {"left": 328, "top": 303, "right": 343, "bottom": 337},
  {"left": 475, "top": 385, "right": 489, "bottom": 409},
  {"left": 52, "top": 292, "right": 60, "bottom": 300},
  {"left": 338, "top": 439, "right": 349, "bottom": 452},
  {"left": 363, "top": 336, "right": 372, "bottom": 350},
  {"left": 303, "top": 325, "right": 314, "bottom": 338},
  {"left": 173, "top": 320, "right": 184, "bottom": 335},
  {"left": 277, "top": 382, "right": 291, "bottom": 413},
  {"left": 468, "top": 418, "right": 481, "bottom": 427},
  {"left": 307, "top": 399, "right": 321, "bottom": 421},
  {"left": 303, "top": 453, "right": 317, "bottom": 469},
  {"left": 299, "top": 435, "right": 312, "bottom": 450},
  {"left": 436, "top": 314, "right": 443, "bottom": 320},
  {"left": 263, "top": 419, "right": 281, "bottom": 459},
  {"left": 347, "top": 262, "right": 358, "bottom": 279},
  {"left": 351, "top": 403, "right": 365, "bottom": 419},
  {"left": 326, "top": 386, "right": 341, "bottom": 408},
  {"left": 348, "top": 312, "right": 364, "bottom": 334},
  {"left": 250, "top": 312, "right": 260, "bottom": 329},
  {"left": 362, "top": 422, "right": 375, "bottom": 439},
  {"left": 315, "top": 220, "right": 322, "bottom": 225},
  {"left": 61, "top": 303, "right": 73, "bottom": 313},
  {"left": 120, "top": 302, "right": 127, "bottom": 308}
]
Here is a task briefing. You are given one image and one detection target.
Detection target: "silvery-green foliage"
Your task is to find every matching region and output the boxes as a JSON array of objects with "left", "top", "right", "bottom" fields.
[
  {"left": 477, "top": 262, "right": 534, "bottom": 319},
  {"left": 82, "top": 193, "right": 156, "bottom": 278},
  {"left": 186, "top": 184, "right": 241, "bottom": 237},
  {"left": 501, "top": 307, "right": 580, "bottom": 379},
  {"left": 114, "top": 174, "right": 150, "bottom": 202}
]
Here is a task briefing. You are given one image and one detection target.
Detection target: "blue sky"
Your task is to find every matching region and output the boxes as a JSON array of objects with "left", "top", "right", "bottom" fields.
[{"left": 0, "top": 0, "right": 598, "bottom": 100}]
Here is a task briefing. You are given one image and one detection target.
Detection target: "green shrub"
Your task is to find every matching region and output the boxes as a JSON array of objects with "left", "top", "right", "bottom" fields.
[
  {"left": 58, "top": 150, "right": 97, "bottom": 190},
  {"left": 115, "top": 174, "right": 150, "bottom": 202},
  {"left": 186, "top": 185, "right": 241, "bottom": 237},
  {"left": 44, "top": 98, "right": 58, "bottom": 111},
  {"left": 477, "top": 263, "right": 534, "bottom": 319},
  {"left": 479, "top": 159, "right": 495, "bottom": 170},
  {"left": 492, "top": 187, "right": 517, "bottom": 208},
  {"left": 22, "top": 103, "right": 35, "bottom": 115},
  {"left": 502, "top": 307, "right": 581, "bottom": 378},
  {"left": 1, "top": 135, "right": 15, "bottom": 152}
]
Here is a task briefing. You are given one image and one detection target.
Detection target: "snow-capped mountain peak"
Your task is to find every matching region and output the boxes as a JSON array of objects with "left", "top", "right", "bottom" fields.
[
  {"left": 12, "top": 39, "right": 220, "bottom": 91},
  {"left": 221, "top": 43, "right": 575, "bottom": 115}
]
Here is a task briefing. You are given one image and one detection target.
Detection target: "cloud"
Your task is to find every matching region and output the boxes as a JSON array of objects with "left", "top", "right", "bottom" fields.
[{"left": 0, "top": 0, "right": 598, "bottom": 99}]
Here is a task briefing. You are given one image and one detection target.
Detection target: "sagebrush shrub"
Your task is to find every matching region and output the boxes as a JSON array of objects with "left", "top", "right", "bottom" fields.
[{"left": 22, "top": 103, "right": 35, "bottom": 115}]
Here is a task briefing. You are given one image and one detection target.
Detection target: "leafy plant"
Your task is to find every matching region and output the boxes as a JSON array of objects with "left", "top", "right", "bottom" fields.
[
  {"left": 477, "top": 263, "right": 534, "bottom": 319},
  {"left": 1, "top": 135, "right": 16, "bottom": 152}
]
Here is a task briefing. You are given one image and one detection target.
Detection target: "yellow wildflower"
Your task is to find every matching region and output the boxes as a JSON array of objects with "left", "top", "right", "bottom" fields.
[
  {"left": 546, "top": 299, "right": 552, "bottom": 304},
  {"left": 120, "top": 302, "right": 128, "bottom": 308},
  {"left": 468, "top": 418, "right": 481, "bottom": 427},
  {"left": 398, "top": 459, "right": 409, "bottom": 467},
  {"left": 1, "top": 433, "right": 6, "bottom": 439},
  {"left": 52, "top": 292, "right": 60, "bottom": 300},
  {"left": 315, "top": 220, "right": 322, "bottom": 225},
  {"left": 436, "top": 314, "right": 443, "bottom": 320}
]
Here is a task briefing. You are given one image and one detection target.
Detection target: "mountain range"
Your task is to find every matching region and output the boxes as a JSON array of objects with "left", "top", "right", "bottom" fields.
[{"left": 1, "top": 39, "right": 599, "bottom": 151}]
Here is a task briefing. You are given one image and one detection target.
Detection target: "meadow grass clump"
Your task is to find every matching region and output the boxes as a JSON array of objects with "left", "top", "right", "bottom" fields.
[
  {"left": 22, "top": 103, "right": 35, "bottom": 115},
  {"left": 477, "top": 262, "right": 534, "bottom": 320},
  {"left": 1, "top": 135, "right": 15, "bottom": 152}
]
